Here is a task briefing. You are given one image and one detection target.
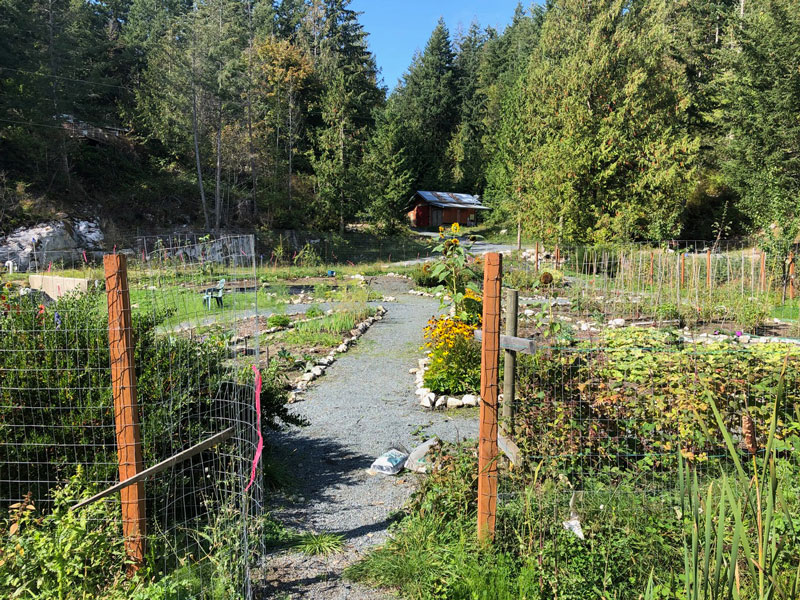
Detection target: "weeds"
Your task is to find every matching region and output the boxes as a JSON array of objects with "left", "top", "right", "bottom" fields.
[{"left": 292, "top": 532, "right": 345, "bottom": 556}]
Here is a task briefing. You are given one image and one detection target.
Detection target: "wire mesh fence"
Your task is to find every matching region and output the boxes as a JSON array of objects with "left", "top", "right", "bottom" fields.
[
  {"left": 0, "top": 234, "right": 265, "bottom": 598},
  {"left": 504, "top": 240, "right": 799, "bottom": 337},
  {"left": 470, "top": 246, "right": 800, "bottom": 541}
]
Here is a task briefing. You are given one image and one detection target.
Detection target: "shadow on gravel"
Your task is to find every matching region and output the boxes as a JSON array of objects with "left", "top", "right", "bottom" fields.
[{"left": 265, "top": 429, "right": 375, "bottom": 511}]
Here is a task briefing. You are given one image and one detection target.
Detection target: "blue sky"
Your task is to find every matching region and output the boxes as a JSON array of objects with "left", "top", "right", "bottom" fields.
[{"left": 350, "top": 0, "right": 525, "bottom": 92}]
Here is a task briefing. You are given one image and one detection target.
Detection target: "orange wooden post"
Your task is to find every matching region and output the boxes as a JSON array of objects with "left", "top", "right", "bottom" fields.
[
  {"left": 760, "top": 250, "right": 766, "bottom": 292},
  {"left": 706, "top": 250, "right": 712, "bottom": 288},
  {"left": 104, "top": 254, "right": 146, "bottom": 571},
  {"left": 789, "top": 252, "right": 796, "bottom": 300},
  {"left": 554, "top": 245, "right": 560, "bottom": 267},
  {"left": 534, "top": 242, "right": 539, "bottom": 272},
  {"left": 478, "top": 252, "right": 502, "bottom": 543}
]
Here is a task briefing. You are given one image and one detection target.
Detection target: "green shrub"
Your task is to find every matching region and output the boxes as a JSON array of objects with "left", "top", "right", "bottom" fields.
[
  {"left": 410, "top": 263, "right": 439, "bottom": 288},
  {"left": 267, "top": 313, "right": 291, "bottom": 328},
  {"left": 0, "top": 468, "right": 127, "bottom": 599},
  {"left": 305, "top": 305, "right": 324, "bottom": 318}
]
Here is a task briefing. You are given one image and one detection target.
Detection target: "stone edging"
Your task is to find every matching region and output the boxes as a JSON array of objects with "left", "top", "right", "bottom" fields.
[
  {"left": 411, "top": 356, "right": 481, "bottom": 410},
  {"left": 288, "top": 305, "right": 388, "bottom": 402}
]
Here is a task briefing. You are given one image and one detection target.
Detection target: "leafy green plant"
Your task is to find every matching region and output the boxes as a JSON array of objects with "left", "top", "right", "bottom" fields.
[
  {"left": 267, "top": 313, "right": 291, "bottom": 328},
  {"left": 646, "top": 358, "right": 800, "bottom": 600},
  {"left": 304, "top": 305, "right": 324, "bottom": 318},
  {"left": 0, "top": 468, "right": 127, "bottom": 600}
]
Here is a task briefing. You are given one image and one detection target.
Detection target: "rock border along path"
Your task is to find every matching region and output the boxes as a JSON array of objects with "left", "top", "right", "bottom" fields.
[{"left": 260, "top": 289, "right": 478, "bottom": 599}]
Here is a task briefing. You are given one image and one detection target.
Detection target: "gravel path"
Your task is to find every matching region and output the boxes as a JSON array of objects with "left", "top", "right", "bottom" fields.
[{"left": 258, "top": 289, "right": 478, "bottom": 599}]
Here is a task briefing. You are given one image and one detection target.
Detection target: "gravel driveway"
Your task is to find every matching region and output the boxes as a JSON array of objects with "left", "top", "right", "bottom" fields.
[{"left": 258, "top": 288, "right": 478, "bottom": 599}]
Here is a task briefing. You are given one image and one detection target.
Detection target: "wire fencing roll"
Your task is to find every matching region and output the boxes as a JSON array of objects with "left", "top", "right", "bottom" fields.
[{"left": 0, "top": 234, "right": 264, "bottom": 598}]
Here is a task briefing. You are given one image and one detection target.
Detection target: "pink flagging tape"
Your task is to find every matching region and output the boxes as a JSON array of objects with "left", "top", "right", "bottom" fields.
[
  {"left": 245, "top": 365, "right": 264, "bottom": 493},
  {"left": 83, "top": 250, "right": 88, "bottom": 264}
]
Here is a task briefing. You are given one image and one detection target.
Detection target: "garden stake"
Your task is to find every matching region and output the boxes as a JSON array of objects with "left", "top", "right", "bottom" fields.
[
  {"left": 478, "top": 252, "right": 501, "bottom": 543},
  {"left": 789, "top": 252, "right": 795, "bottom": 301},
  {"left": 707, "top": 250, "right": 711, "bottom": 288}
]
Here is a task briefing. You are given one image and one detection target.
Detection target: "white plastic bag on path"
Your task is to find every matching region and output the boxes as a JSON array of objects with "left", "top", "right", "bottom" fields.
[
  {"left": 405, "top": 437, "right": 440, "bottom": 473},
  {"left": 370, "top": 448, "right": 409, "bottom": 475}
]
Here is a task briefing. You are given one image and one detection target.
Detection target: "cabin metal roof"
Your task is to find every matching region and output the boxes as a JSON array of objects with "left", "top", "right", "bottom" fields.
[{"left": 413, "top": 191, "right": 491, "bottom": 210}]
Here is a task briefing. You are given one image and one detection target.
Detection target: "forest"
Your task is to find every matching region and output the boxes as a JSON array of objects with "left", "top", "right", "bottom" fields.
[{"left": 0, "top": 0, "right": 798, "bottom": 244}]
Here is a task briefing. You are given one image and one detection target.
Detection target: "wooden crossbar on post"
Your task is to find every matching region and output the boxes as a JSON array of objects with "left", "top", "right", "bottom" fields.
[
  {"left": 104, "top": 254, "right": 146, "bottom": 571},
  {"left": 502, "top": 289, "right": 518, "bottom": 435},
  {"left": 478, "top": 252, "right": 502, "bottom": 543}
]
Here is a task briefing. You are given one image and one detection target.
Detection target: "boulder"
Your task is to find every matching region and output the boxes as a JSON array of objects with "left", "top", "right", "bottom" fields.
[
  {"left": 0, "top": 219, "right": 104, "bottom": 271},
  {"left": 461, "top": 394, "right": 479, "bottom": 407},
  {"left": 446, "top": 397, "right": 463, "bottom": 409},
  {"left": 420, "top": 393, "right": 434, "bottom": 408}
]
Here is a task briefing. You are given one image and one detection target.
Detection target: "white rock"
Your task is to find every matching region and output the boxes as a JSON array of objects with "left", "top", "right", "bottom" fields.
[
  {"left": 336, "top": 344, "right": 348, "bottom": 353},
  {"left": 435, "top": 395, "right": 447, "bottom": 408},
  {"left": 523, "top": 309, "right": 535, "bottom": 317},
  {"left": 420, "top": 393, "right": 434, "bottom": 408},
  {"left": 409, "top": 368, "right": 418, "bottom": 374},
  {"left": 461, "top": 394, "right": 479, "bottom": 407},
  {"left": 311, "top": 366, "right": 324, "bottom": 377},
  {"left": 301, "top": 372, "right": 315, "bottom": 382},
  {"left": 609, "top": 318, "right": 626, "bottom": 328},
  {"left": 415, "top": 387, "right": 431, "bottom": 397},
  {"left": 446, "top": 397, "right": 464, "bottom": 409}
]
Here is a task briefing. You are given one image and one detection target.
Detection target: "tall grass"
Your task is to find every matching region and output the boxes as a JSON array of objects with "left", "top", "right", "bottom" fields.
[{"left": 646, "top": 355, "right": 800, "bottom": 600}]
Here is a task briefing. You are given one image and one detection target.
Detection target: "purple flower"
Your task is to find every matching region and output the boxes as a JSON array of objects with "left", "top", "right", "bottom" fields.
[{"left": 735, "top": 331, "right": 743, "bottom": 337}]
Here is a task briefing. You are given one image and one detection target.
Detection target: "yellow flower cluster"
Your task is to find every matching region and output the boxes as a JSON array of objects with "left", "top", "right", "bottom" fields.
[
  {"left": 463, "top": 287, "right": 482, "bottom": 302},
  {"left": 450, "top": 222, "right": 461, "bottom": 234},
  {"left": 423, "top": 316, "right": 476, "bottom": 351}
]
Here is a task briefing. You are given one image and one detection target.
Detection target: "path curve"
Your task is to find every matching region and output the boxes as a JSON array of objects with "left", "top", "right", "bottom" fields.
[{"left": 259, "top": 290, "right": 478, "bottom": 599}]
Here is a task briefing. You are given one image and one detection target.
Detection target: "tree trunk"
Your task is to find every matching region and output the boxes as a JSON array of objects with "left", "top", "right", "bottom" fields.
[
  {"left": 214, "top": 96, "right": 223, "bottom": 233},
  {"left": 192, "top": 87, "right": 209, "bottom": 230}
]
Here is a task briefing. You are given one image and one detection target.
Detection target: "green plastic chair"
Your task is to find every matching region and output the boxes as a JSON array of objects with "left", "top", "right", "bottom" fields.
[{"left": 203, "top": 279, "right": 226, "bottom": 309}]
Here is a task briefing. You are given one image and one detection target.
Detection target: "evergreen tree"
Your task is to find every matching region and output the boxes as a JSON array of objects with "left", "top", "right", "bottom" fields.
[
  {"left": 392, "top": 18, "right": 458, "bottom": 190},
  {"left": 449, "top": 23, "right": 490, "bottom": 192},
  {"left": 362, "top": 100, "right": 413, "bottom": 231},
  {"left": 503, "top": 0, "right": 698, "bottom": 242},
  {"left": 721, "top": 0, "right": 800, "bottom": 237}
]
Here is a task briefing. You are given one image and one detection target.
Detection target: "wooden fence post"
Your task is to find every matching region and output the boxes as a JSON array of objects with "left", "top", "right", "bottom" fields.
[
  {"left": 790, "top": 252, "right": 795, "bottom": 300},
  {"left": 502, "top": 289, "right": 518, "bottom": 434},
  {"left": 534, "top": 242, "right": 539, "bottom": 273},
  {"left": 516, "top": 218, "right": 522, "bottom": 252},
  {"left": 104, "top": 254, "right": 146, "bottom": 571},
  {"left": 760, "top": 250, "right": 767, "bottom": 293},
  {"left": 478, "top": 252, "right": 502, "bottom": 543},
  {"left": 649, "top": 251, "right": 654, "bottom": 286},
  {"left": 554, "top": 245, "right": 560, "bottom": 268},
  {"left": 680, "top": 252, "right": 686, "bottom": 287},
  {"left": 706, "top": 250, "right": 712, "bottom": 288}
]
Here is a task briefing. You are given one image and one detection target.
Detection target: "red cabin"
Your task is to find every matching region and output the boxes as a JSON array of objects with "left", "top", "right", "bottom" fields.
[{"left": 407, "top": 191, "right": 490, "bottom": 228}]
